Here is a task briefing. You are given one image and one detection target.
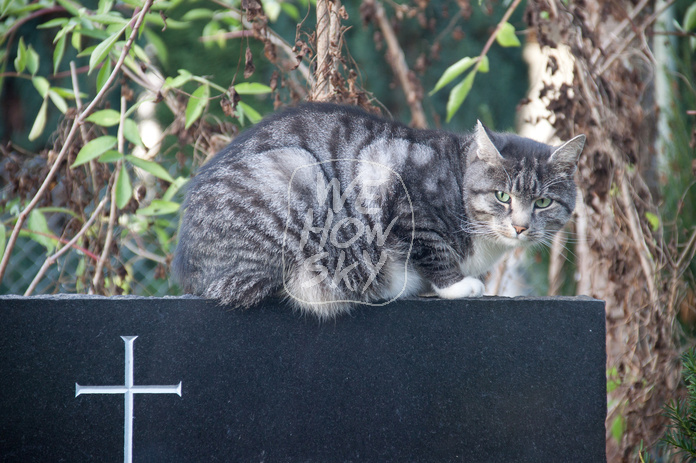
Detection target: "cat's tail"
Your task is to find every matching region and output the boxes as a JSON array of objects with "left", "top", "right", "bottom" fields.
[{"left": 172, "top": 235, "right": 281, "bottom": 308}]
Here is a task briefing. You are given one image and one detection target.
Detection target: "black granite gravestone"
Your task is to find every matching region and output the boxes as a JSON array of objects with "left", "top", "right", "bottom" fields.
[{"left": 0, "top": 295, "right": 606, "bottom": 462}]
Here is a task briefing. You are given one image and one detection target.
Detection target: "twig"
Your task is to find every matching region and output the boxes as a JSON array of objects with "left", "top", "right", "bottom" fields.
[
  {"left": 0, "top": 0, "right": 155, "bottom": 285},
  {"left": 199, "top": 30, "right": 254, "bottom": 41},
  {"left": 668, "top": 229, "right": 696, "bottom": 312},
  {"left": 92, "top": 95, "right": 127, "bottom": 293},
  {"left": 122, "top": 239, "right": 167, "bottom": 265},
  {"left": 71, "top": 61, "right": 99, "bottom": 200},
  {"left": 370, "top": 0, "right": 427, "bottom": 128},
  {"left": 596, "top": 0, "right": 676, "bottom": 77},
  {"left": 24, "top": 197, "right": 108, "bottom": 296},
  {"left": 574, "top": 188, "right": 592, "bottom": 296},
  {"left": 590, "top": 0, "right": 652, "bottom": 65},
  {"left": 312, "top": 0, "right": 333, "bottom": 100},
  {"left": 619, "top": 173, "right": 661, "bottom": 311},
  {"left": 476, "top": 0, "right": 523, "bottom": 66},
  {"left": 649, "top": 30, "right": 696, "bottom": 38},
  {"left": 210, "top": 1, "right": 313, "bottom": 84},
  {"left": 548, "top": 229, "right": 567, "bottom": 296},
  {"left": 12, "top": 228, "right": 100, "bottom": 262}
]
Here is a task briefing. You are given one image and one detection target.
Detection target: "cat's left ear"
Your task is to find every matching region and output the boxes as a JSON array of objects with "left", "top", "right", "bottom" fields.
[
  {"left": 549, "top": 134, "right": 586, "bottom": 173},
  {"left": 475, "top": 120, "right": 504, "bottom": 165}
]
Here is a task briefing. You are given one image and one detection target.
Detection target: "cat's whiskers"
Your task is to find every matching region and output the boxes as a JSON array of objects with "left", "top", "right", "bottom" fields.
[
  {"left": 457, "top": 220, "right": 497, "bottom": 238},
  {"left": 531, "top": 231, "right": 579, "bottom": 262}
]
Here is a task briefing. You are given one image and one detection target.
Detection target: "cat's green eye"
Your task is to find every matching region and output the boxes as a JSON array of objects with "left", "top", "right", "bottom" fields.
[
  {"left": 535, "top": 197, "right": 553, "bottom": 208},
  {"left": 495, "top": 191, "right": 511, "bottom": 203}
]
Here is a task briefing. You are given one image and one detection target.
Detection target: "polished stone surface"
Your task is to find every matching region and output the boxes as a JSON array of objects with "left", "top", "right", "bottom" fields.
[{"left": 0, "top": 295, "right": 606, "bottom": 462}]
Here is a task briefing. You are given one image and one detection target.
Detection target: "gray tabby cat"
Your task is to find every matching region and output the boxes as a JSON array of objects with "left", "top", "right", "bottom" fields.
[{"left": 172, "top": 103, "right": 585, "bottom": 318}]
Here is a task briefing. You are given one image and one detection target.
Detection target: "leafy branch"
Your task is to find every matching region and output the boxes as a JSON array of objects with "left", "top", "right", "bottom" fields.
[
  {"left": 430, "top": 0, "right": 523, "bottom": 122},
  {"left": 0, "top": 0, "right": 155, "bottom": 284}
]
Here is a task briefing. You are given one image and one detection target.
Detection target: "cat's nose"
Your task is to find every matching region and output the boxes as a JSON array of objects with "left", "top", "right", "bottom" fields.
[{"left": 513, "top": 225, "right": 528, "bottom": 235}]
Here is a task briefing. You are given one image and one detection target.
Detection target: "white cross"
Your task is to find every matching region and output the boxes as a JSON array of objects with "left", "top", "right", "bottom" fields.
[{"left": 75, "top": 336, "right": 182, "bottom": 463}]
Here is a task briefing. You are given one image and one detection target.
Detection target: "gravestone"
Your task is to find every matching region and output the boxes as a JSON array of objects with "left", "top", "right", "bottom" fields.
[{"left": 0, "top": 295, "right": 606, "bottom": 462}]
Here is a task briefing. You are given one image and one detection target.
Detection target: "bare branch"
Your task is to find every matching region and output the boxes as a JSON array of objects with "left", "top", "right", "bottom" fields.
[
  {"left": 24, "top": 197, "right": 108, "bottom": 296},
  {"left": 548, "top": 229, "right": 567, "bottom": 296},
  {"left": 0, "top": 0, "right": 156, "bottom": 285},
  {"left": 368, "top": 0, "right": 427, "bottom": 128},
  {"left": 620, "top": 173, "right": 661, "bottom": 310},
  {"left": 92, "top": 95, "right": 127, "bottom": 293},
  {"left": 212, "top": 2, "right": 313, "bottom": 85}
]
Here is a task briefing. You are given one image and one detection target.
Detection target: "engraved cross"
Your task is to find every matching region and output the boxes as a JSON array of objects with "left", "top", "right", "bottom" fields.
[{"left": 75, "top": 336, "right": 182, "bottom": 463}]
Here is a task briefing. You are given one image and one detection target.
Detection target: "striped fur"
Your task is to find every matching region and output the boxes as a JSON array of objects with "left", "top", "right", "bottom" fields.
[{"left": 172, "top": 103, "right": 584, "bottom": 318}]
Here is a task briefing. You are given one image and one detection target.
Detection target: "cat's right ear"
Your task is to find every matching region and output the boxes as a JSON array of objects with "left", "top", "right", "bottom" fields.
[
  {"left": 549, "top": 134, "right": 586, "bottom": 174},
  {"left": 475, "top": 120, "right": 504, "bottom": 165}
]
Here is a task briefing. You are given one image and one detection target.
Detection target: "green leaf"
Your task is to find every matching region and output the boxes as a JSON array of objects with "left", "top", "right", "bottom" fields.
[
  {"left": 89, "top": 25, "right": 126, "bottom": 73},
  {"left": 164, "top": 69, "right": 192, "bottom": 89},
  {"left": 53, "top": 33, "right": 67, "bottom": 74},
  {"left": 27, "top": 209, "right": 56, "bottom": 252},
  {"left": 234, "top": 82, "right": 273, "bottom": 95},
  {"left": 55, "top": 0, "right": 81, "bottom": 17},
  {"left": 28, "top": 97, "right": 49, "bottom": 141},
  {"left": 38, "top": 17, "right": 68, "bottom": 29},
  {"left": 202, "top": 20, "right": 223, "bottom": 49},
  {"left": 180, "top": 8, "right": 214, "bottom": 21},
  {"left": 264, "top": 0, "right": 281, "bottom": 22},
  {"left": 430, "top": 56, "right": 475, "bottom": 95},
  {"left": 162, "top": 178, "right": 187, "bottom": 201},
  {"left": 51, "top": 87, "right": 88, "bottom": 100},
  {"left": 143, "top": 28, "right": 168, "bottom": 66},
  {"left": 115, "top": 163, "right": 132, "bottom": 209},
  {"left": 48, "top": 90, "right": 68, "bottom": 114},
  {"left": 98, "top": 150, "right": 123, "bottom": 163},
  {"left": 446, "top": 70, "right": 477, "bottom": 122},
  {"left": 280, "top": 3, "right": 300, "bottom": 21},
  {"left": 14, "top": 37, "right": 27, "bottom": 73},
  {"left": 32, "top": 76, "right": 50, "bottom": 98},
  {"left": 136, "top": 199, "right": 180, "bottom": 216},
  {"left": 26, "top": 45, "right": 40, "bottom": 75},
  {"left": 96, "top": 58, "right": 112, "bottom": 92},
  {"left": 185, "top": 83, "right": 210, "bottom": 129},
  {"left": 86, "top": 109, "right": 121, "bottom": 126},
  {"left": 72, "top": 135, "right": 117, "bottom": 167},
  {"left": 645, "top": 212, "right": 660, "bottom": 232},
  {"left": 238, "top": 101, "right": 262, "bottom": 124},
  {"left": 496, "top": 22, "right": 521, "bottom": 48},
  {"left": 98, "top": 0, "right": 114, "bottom": 15},
  {"left": 131, "top": 43, "right": 150, "bottom": 64},
  {"left": 610, "top": 415, "right": 625, "bottom": 443},
  {"left": 684, "top": 3, "right": 696, "bottom": 31},
  {"left": 123, "top": 118, "right": 143, "bottom": 147},
  {"left": 126, "top": 155, "right": 174, "bottom": 183},
  {"left": 606, "top": 366, "right": 621, "bottom": 393},
  {"left": 478, "top": 55, "right": 490, "bottom": 73},
  {"left": 71, "top": 30, "right": 82, "bottom": 51}
]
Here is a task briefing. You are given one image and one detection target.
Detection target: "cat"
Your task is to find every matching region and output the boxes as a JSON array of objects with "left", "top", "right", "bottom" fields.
[{"left": 172, "top": 102, "right": 585, "bottom": 318}]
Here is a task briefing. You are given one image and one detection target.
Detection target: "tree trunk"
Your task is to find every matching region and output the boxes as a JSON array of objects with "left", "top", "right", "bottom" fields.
[{"left": 525, "top": 1, "right": 680, "bottom": 461}]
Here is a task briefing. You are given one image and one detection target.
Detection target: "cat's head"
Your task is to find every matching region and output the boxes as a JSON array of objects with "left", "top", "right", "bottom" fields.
[{"left": 463, "top": 121, "right": 585, "bottom": 247}]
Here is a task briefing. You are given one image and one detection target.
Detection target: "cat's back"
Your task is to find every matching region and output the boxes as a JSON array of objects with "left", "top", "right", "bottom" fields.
[{"left": 196, "top": 103, "right": 403, "bottom": 173}]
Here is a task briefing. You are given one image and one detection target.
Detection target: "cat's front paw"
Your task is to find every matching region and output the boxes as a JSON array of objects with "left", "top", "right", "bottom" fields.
[{"left": 433, "top": 277, "right": 485, "bottom": 299}]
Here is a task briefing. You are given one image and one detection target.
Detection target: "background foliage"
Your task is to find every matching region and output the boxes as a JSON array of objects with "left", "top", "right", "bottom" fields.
[
  {"left": 0, "top": 0, "right": 528, "bottom": 296},
  {"left": 1, "top": 0, "right": 695, "bottom": 461}
]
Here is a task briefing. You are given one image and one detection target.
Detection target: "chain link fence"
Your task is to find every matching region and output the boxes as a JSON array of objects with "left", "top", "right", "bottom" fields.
[{"left": 1, "top": 211, "right": 180, "bottom": 297}]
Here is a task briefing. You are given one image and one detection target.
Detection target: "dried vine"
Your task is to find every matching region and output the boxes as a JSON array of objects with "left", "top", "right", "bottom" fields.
[{"left": 525, "top": 1, "right": 682, "bottom": 460}]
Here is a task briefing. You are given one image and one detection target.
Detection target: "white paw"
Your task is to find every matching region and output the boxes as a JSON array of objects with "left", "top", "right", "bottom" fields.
[{"left": 433, "top": 277, "right": 485, "bottom": 299}]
